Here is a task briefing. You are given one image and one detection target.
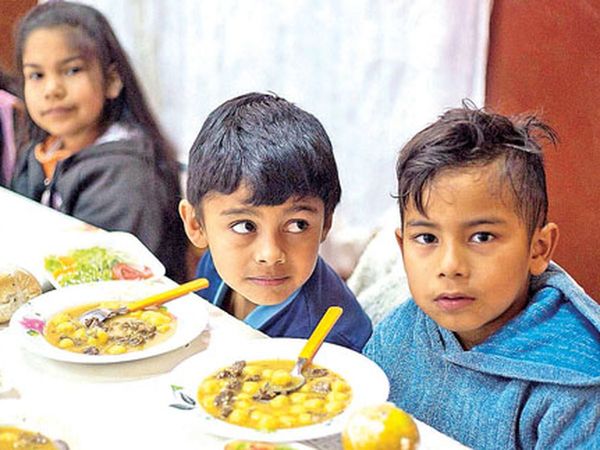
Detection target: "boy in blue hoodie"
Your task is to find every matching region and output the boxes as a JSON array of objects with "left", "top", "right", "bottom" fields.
[
  {"left": 179, "top": 93, "right": 372, "bottom": 351},
  {"left": 364, "top": 104, "right": 599, "bottom": 449}
]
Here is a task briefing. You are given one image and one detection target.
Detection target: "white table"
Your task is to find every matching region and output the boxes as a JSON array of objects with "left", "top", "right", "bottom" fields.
[{"left": 0, "top": 187, "right": 469, "bottom": 450}]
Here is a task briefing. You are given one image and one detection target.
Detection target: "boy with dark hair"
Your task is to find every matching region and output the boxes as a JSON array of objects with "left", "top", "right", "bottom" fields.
[
  {"left": 179, "top": 92, "right": 372, "bottom": 351},
  {"left": 364, "top": 104, "right": 600, "bottom": 449}
]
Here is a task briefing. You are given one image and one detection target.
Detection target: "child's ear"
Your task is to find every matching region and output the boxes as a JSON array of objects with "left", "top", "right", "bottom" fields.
[
  {"left": 394, "top": 227, "right": 404, "bottom": 254},
  {"left": 105, "top": 64, "right": 123, "bottom": 100},
  {"left": 179, "top": 199, "right": 208, "bottom": 249},
  {"left": 320, "top": 214, "right": 333, "bottom": 243},
  {"left": 529, "top": 222, "right": 559, "bottom": 276}
]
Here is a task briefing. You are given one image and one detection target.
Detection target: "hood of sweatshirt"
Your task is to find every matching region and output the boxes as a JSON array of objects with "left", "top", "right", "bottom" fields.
[{"left": 438, "top": 263, "right": 600, "bottom": 386}]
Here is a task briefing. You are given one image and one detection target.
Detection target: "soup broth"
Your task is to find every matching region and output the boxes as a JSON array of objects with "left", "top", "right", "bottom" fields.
[
  {"left": 198, "top": 359, "right": 352, "bottom": 431},
  {"left": 44, "top": 302, "right": 176, "bottom": 355},
  {"left": 0, "top": 426, "right": 58, "bottom": 450}
]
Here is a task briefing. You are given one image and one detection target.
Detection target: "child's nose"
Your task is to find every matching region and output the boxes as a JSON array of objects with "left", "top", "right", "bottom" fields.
[
  {"left": 44, "top": 75, "right": 65, "bottom": 99},
  {"left": 254, "top": 232, "right": 286, "bottom": 265},
  {"left": 438, "top": 242, "right": 469, "bottom": 279}
]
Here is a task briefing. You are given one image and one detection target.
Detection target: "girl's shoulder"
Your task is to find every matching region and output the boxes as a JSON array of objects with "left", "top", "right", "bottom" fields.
[
  {"left": 76, "top": 124, "right": 150, "bottom": 162},
  {"left": 95, "top": 123, "right": 144, "bottom": 146}
]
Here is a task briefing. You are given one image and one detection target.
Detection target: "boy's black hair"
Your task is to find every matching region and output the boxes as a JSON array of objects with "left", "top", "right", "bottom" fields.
[
  {"left": 14, "top": 0, "right": 179, "bottom": 182},
  {"left": 396, "top": 101, "right": 558, "bottom": 236},
  {"left": 186, "top": 92, "right": 341, "bottom": 219}
]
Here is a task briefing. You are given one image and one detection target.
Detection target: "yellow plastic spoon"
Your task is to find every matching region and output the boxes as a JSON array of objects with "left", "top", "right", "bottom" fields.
[
  {"left": 78, "top": 277, "right": 209, "bottom": 326},
  {"left": 271, "top": 305, "right": 343, "bottom": 394}
]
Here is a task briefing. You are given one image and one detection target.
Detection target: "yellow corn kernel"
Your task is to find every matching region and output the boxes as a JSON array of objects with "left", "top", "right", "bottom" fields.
[
  {"left": 257, "top": 414, "right": 278, "bottom": 431},
  {"left": 95, "top": 329, "right": 108, "bottom": 344},
  {"left": 250, "top": 410, "right": 263, "bottom": 422},
  {"left": 270, "top": 369, "right": 292, "bottom": 386},
  {"left": 327, "top": 391, "right": 349, "bottom": 403},
  {"left": 331, "top": 379, "right": 350, "bottom": 392},
  {"left": 299, "top": 383, "right": 311, "bottom": 393},
  {"left": 298, "top": 412, "right": 312, "bottom": 425},
  {"left": 278, "top": 415, "right": 297, "bottom": 428},
  {"left": 55, "top": 321, "right": 76, "bottom": 334},
  {"left": 52, "top": 313, "right": 70, "bottom": 324},
  {"left": 86, "top": 337, "right": 98, "bottom": 346},
  {"left": 269, "top": 394, "right": 290, "bottom": 409},
  {"left": 289, "top": 392, "right": 307, "bottom": 404},
  {"left": 199, "top": 378, "right": 220, "bottom": 395},
  {"left": 107, "top": 345, "right": 126, "bottom": 355},
  {"left": 241, "top": 381, "right": 259, "bottom": 395},
  {"left": 58, "top": 338, "right": 74, "bottom": 349},
  {"left": 305, "top": 398, "right": 325, "bottom": 411},
  {"left": 290, "top": 404, "right": 305, "bottom": 415},
  {"left": 236, "top": 392, "right": 251, "bottom": 401},
  {"left": 156, "top": 324, "right": 171, "bottom": 334},
  {"left": 200, "top": 394, "right": 215, "bottom": 410},
  {"left": 72, "top": 328, "right": 87, "bottom": 340},
  {"left": 325, "top": 400, "right": 345, "bottom": 414},
  {"left": 234, "top": 399, "right": 251, "bottom": 410},
  {"left": 228, "top": 408, "right": 249, "bottom": 424},
  {"left": 242, "top": 365, "right": 262, "bottom": 377},
  {"left": 141, "top": 310, "right": 170, "bottom": 326}
]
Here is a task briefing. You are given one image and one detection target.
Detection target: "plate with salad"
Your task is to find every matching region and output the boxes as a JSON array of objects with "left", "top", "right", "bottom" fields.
[{"left": 42, "top": 231, "right": 165, "bottom": 288}]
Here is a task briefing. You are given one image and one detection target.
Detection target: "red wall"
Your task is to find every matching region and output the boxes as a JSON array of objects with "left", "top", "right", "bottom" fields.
[
  {"left": 0, "top": 0, "right": 36, "bottom": 71},
  {"left": 486, "top": 0, "right": 600, "bottom": 300}
]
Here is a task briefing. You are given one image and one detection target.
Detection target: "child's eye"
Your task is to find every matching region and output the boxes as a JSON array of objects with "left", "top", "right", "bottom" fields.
[
  {"left": 286, "top": 220, "right": 309, "bottom": 234},
  {"left": 65, "top": 66, "right": 82, "bottom": 76},
  {"left": 231, "top": 221, "right": 256, "bottom": 234},
  {"left": 471, "top": 232, "right": 495, "bottom": 243},
  {"left": 26, "top": 72, "right": 43, "bottom": 81},
  {"left": 414, "top": 233, "right": 437, "bottom": 245}
]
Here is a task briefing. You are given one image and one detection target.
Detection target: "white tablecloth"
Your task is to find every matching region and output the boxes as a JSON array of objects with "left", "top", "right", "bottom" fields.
[{"left": 0, "top": 187, "right": 468, "bottom": 449}]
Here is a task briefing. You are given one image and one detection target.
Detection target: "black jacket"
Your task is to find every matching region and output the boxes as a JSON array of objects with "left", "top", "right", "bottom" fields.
[{"left": 11, "top": 134, "right": 187, "bottom": 282}]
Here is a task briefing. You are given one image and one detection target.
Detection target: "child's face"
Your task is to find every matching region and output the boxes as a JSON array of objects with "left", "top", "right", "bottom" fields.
[
  {"left": 181, "top": 184, "right": 330, "bottom": 306},
  {"left": 397, "top": 164, "right": 556, "bottom": 349},
  {"left": 22, "top": 27, "right": 121, "bottom": 148}
]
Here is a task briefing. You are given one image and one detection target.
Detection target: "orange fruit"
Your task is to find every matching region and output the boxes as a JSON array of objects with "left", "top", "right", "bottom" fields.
[{"left": 341, "top": 402, "right": 420, "bottom": 450}]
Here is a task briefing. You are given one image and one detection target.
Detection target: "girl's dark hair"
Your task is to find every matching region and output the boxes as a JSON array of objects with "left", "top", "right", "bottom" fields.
[
  {"left": 14, "top": 1, "right": 178, "bottom": 178},
  {"left": 187, "top": 92, "right": 341, "bottom": 219},
  {"left": 0, "top": 67, "right": 18, "bottom": 96},
  {"left": 396, "top": 101, "right": 558, "bottom": 236}
]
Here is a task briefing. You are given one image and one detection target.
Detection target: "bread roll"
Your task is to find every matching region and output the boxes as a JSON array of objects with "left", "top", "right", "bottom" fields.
[{"left": 0, "top": 267, "right": 42, "bottom": 323}]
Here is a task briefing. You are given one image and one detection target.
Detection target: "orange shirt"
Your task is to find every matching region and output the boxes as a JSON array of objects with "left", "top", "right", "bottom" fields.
[{"left": 33, "top": 137, "right": 76, "bottom": 180}]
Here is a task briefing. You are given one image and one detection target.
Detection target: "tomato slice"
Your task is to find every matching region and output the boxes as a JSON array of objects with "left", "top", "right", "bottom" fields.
[{"left": 112, "top": 263, "right": 153, "bottom": 280}]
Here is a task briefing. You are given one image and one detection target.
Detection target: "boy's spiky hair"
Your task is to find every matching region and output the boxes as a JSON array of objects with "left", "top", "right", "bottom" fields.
[{"left": 396, "top": 101, "right": 558, "bottom": 236}]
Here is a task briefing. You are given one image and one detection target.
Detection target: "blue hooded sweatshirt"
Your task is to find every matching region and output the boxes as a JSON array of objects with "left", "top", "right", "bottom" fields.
[{"left": 364, "top": 263, "right": 600, "bottom": 449}]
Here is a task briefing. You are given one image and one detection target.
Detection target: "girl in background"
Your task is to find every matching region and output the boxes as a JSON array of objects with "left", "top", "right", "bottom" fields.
[
  {"left": 1, "top": 68, "right": 21, "bottom": 187},
  {"left": 11, "top": 1, "right": 187, "bottom": 282}
]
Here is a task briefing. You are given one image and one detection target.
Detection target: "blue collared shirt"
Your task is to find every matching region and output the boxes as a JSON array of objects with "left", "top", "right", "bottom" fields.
[{"left": 195, "top": 251, "right": 372, "bottom": 352}]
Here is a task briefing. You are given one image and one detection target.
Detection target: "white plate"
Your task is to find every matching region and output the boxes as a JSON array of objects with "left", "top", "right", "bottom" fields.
[
  {"left": 0, "top": 399, "right": 78, "bottom": 449},
  {"left": 223, "top": 440, "right": 315, "bottom": 449},
  {"left": 9, "top": 280, "right": 208, "bottom": 364},
  {"left": 164, "top": 338, "right": 389, "bottom": 442},
  {"left": 41, "top": 231, "right": 165, "bottom": 289}
]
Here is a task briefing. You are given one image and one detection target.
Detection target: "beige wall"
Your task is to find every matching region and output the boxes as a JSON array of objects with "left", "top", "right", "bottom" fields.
[{"left": 486, "top": 0, "right": 600, "bottom": 300}]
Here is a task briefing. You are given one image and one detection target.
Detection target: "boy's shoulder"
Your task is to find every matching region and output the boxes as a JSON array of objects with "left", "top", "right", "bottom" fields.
[
  {"left": 302, "top": 257, "right": 370, "bottom": 317},
  {"left": 256, "top": 257, "right": 372, "bottom": 351},
  {"left": 450, "top": 263, "right": 600, "bottom": 385},
  {"left": 287, "top": 257, "right": 373, "bottom": 350}
]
